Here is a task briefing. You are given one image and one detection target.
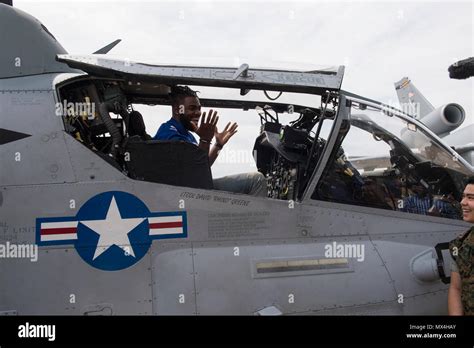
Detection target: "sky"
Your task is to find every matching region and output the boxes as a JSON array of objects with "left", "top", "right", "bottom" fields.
[{"left": 15, "top": 0, "right": 474, "bottom": 177}]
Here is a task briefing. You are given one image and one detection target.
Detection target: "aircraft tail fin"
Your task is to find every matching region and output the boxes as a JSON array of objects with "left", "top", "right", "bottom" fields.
[
  {"left": 394, "top": 77, "right": 434, "bottom": 119},
  {"left": 93, "top": 39, "right": 121, "bottom": 54}
]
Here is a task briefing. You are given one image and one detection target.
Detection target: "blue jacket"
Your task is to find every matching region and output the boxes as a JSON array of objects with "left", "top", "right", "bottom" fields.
[{"left": 154, "top": 118, "right": 197, "bottom": 145}]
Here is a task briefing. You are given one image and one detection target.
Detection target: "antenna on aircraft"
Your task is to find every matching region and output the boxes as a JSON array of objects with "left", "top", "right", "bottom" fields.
[
  {"left": 93, "top": 39, "right": 122, "bottom": 54},
  {"left": 0, "top": 0, "right": 13, "bottom": 5}
]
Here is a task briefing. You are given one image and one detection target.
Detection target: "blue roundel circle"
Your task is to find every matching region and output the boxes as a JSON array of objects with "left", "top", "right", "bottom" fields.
[{"left": 74, "top": 191, "right": 152, "bottom": 271}]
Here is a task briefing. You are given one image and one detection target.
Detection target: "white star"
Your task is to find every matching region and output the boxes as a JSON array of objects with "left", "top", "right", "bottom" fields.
[{"left": 80, "top": 196, "right": 145, "bottom": 260}]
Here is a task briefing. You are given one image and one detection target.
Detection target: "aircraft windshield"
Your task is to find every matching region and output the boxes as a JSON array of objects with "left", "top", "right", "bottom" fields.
[
  {"left": 349, "top": 105, "right": 471, "bottom": 176},
  {"left": 311, "top": 101, "right": 471, "bottom": 220}
]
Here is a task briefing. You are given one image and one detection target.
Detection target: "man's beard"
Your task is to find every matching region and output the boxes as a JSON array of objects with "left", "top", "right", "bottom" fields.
[{"left": 178, "top": 114, "right": 195, "bottom": 132}]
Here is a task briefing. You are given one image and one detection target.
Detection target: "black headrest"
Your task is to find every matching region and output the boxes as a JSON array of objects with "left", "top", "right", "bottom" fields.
[{"left": 128, "top": 111, "right": 147, "bottom": 137}]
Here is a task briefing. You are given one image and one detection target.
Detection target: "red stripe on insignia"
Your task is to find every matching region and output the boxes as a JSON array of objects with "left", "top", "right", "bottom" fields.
[
  {"left": 149, "top": 222, "right": 183, "bottom": 229},
  {"left": 41, "top": 227, "right": 77, "bottom": 235}
]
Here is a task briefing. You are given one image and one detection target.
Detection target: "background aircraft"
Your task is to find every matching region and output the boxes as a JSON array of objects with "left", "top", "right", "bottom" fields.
[{"left": 395, "top": 77, "right": 473, "bottom": 165}]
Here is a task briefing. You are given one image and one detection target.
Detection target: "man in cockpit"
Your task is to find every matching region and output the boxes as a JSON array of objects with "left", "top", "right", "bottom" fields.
[{"left": 154, "top": 85, "right": 267, "bottom": 196}]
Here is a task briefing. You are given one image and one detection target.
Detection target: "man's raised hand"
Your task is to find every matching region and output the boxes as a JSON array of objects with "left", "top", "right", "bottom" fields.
[
  {"left": 196, "top": 109, "right": 219, "bottom": 142},
  {"left": 215, "top": 122, "right": 238, "bottom": 147}
]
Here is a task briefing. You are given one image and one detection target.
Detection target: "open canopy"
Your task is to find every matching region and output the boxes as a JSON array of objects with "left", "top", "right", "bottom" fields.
[{"left": 56, "top": 54, "right": 345, "bottom": 94}]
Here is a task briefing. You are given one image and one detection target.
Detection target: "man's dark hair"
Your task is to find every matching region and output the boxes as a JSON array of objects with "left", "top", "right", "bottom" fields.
[
  {"left": 170, "top": 85, "right": 199, "bottom": 106},
  {"left": 467, "top": 176, "right": 474, "bottom": 185}
]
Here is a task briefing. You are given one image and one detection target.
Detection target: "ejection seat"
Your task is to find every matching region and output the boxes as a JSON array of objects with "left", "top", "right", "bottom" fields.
[
  {"left": 123, "top": 112, "right": 213, "bottom": 190},
  {"left": 127, "top": 111, "right": 152, "bottom": 140}
]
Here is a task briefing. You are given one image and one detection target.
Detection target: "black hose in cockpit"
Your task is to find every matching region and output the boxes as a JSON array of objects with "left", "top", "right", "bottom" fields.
[
  {"left": 97, "top": 102, "right": 122, "bottom": 159},
  {"left": 87, "top": 84, "right": 123, "bottom": 159}
]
